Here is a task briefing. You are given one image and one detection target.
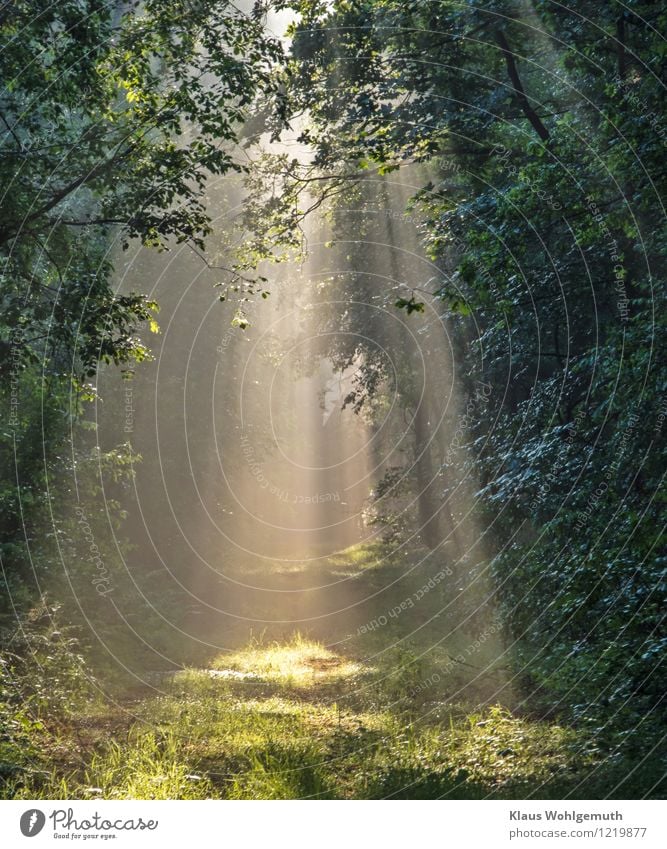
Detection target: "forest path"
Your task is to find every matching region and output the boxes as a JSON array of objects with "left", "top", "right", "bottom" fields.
[
  {"left": 48, "top": 636, "right": 609, "bottom": 800},
  {"left": 30, "top": 550, "right": 625, "bottom": 801}
]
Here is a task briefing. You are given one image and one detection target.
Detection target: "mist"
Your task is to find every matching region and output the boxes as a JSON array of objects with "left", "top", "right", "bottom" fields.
[{"left": 92, "top": 133, "right": 507, "bottom": 710}]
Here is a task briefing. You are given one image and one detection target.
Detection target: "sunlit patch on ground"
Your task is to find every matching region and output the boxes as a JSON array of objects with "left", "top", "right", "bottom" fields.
[
  {"left": 212, "top": 634, "right": 364, "bottom": 689},
  {"left": 14, "top": 634, "right": 653, "bottom": 800},
  {"left": 325, "top": 542, "right": 394, "bottom": 575},
  {"left": 9, "top": 580, "right": 656, "bottom": 801}
]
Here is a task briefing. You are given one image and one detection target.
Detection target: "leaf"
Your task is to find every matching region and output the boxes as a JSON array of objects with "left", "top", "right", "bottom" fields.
[{"left": 395, "top": 296, "right": 425, "bottom": 315}]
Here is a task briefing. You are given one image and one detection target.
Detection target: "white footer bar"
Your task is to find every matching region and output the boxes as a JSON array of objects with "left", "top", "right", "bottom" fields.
[{"left": 1, "top": 800, "right": 665, "bottom": 848}]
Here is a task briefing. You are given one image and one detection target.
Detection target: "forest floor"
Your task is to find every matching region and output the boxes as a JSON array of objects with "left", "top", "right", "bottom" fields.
[{"left": 13, "top": 544, "right": 661, "bottom": 799}]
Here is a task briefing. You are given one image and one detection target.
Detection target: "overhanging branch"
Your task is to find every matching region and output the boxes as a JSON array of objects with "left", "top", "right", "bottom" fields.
[{"left": 495, "top": 30, "right": 550, "bottom": 143}]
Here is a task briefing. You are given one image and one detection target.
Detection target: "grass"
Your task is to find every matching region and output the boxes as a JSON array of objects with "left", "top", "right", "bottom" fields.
[
  {"left": 13, "top": 731, "right": 214, "bottom": 801},
  {"left": 5, "top": 547, "right": 664, "bottom": 800},
  {"left": 212, "top": 633, "right": 363, "bottom": 688},
  {"left": 11, "top": 633, "right": 661, "bottom": 800},
  {"left": 325, "top": 541, "right": 395, "bottom": 575}
]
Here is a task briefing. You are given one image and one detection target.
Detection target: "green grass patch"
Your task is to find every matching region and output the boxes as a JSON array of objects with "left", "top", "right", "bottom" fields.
[{"left": 9, "top": 633, "right": 659, "bottom": 800}]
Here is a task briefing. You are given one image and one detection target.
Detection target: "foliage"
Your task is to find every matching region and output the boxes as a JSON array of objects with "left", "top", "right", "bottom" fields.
[
  {"left": 0, "top": 1, "right": 284, "bottom": 793},
  {"left": 0, "top": 0, "right": 283, "bottom": 379},
  {"left": 0, "top": 601, "right": 93, "bottom": 795},
  {"left": 264, "top": 0, "right": 667, "bottom": 751},
  {"left": 1, "top": 0, "right": 665, "bottom": 800}
]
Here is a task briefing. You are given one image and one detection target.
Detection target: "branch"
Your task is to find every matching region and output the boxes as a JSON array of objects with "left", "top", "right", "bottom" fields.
[
  {"left": 186, "top": 243, "right": 261, "bottom": 287},
  {"left": 0, "top": 120, "right": 143, "bottom": 245},
  {"left": 495, "top": 31, "right": 550, "bottom": 143},
  {"left": 58, "top": 218, "right": 129, "bottom": 227},
  {"left": 0, "top": 109, "right": 22, "bottom": 149},
  {"left": 0, "top": 153, "right": 127, "bottom": 245},
  {"left": 29, "top": 234, "right": 65, "bottom": 289},
  {"left": 616, "top": 14, "right": 627, "bottom": 80}
]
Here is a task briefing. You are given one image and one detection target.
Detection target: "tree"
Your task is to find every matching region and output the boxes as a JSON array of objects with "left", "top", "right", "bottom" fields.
[
  {"left": 0, "top": 0, "right": 283, "bottom": 380},
  {"left": 258, "top": 0, "right": 667, "bottom": 745}
]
